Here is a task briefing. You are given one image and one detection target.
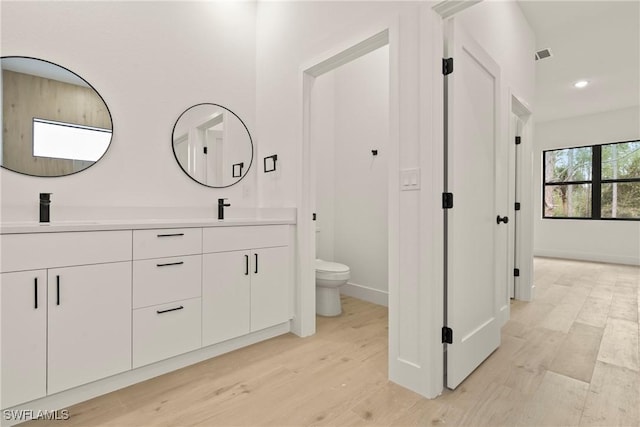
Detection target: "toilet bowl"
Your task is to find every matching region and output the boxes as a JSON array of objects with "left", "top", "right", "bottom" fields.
[{"left": 315, "top": 259, "right": 350, "bottom": 316}]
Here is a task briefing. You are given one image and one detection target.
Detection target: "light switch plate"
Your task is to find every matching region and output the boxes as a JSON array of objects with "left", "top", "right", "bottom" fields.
[{"left": 400, "top": 168, "right": 420, "bottom": 191}]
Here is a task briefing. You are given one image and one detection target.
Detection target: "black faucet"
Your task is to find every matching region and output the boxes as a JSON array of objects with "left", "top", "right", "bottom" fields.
[
  {"left": 218, "top": 198, "right": 230, "bottom": 220},
  {"left": 39, "top": 193, "right": 52, "bottom": 223}
]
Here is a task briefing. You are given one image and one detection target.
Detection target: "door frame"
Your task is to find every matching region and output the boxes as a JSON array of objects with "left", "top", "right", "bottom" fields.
[
  {"left": 509, "top": 92, "right": 534, "bottom": 301},
  {"left": 295, "top": 21, "right": 398, "bottom": 339}
]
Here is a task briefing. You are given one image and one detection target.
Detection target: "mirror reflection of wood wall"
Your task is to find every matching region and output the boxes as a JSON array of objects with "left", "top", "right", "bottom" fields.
[{"left": 2, "top": 70, "right": 111, "bottom": 176}]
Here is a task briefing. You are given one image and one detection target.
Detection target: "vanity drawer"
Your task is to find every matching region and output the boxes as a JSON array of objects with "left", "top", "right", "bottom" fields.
[
  {"left": 202, "top": 225, "right": 288, "bottom": 253},
  {"left": 132, "top": 297, "right": 201, "bottom": 368},
  {"left": 133, "top": 255, "right": 202, "bottom": 309},
  {"left": 1, "top": 231, "right": 131, "bottom": 273},
  {"left": 133, "top": 228, "right": 201, "bottom": 260}
]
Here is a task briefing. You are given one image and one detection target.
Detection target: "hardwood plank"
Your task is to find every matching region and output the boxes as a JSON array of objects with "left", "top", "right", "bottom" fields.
[
  {"left": 576, "top": 296, "right": 613, "bottom": 328},
  {"left": 597, "top": 317, "right": 639, "bottom": 371},
  {"left": 549, "top": 322, "right": 603, "bottom": 382},
  {"left": 539, "top": 302, "right": 583, "bottom": 333},
  {"left": 609, "top": 292, "right": 639, "bottom": 322},
  {"left": 517, "top": 371, "right": 589, "bottom": 426},
  {"left": 580, "top": 361, "right": 640, "bottom": 427}
]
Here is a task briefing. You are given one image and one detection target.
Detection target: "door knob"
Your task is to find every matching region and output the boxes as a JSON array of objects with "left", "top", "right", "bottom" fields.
[{"left": 496, "top": 215, "right": 509, "bottom": 224}]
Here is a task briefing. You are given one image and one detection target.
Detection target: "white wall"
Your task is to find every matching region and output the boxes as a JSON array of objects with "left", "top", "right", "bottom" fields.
[
  {"left": 313, "top": 72, "right": 336, "bottom": 263},
  {"left": 256, "top": 1, "right": 445, "bottom": 397},
  {"left": 1, "top": 1, "right": 258, "bottom": 222},
  {"left": 314, "top": 45, "right": 389, "bottom": 304},
  {"left": 534, "top": 106, "right": 640, "bottom": 265}
]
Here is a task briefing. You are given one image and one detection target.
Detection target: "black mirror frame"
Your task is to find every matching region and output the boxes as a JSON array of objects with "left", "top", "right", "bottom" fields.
[
  {"left": 0, "top": 55, "right": 114, "bottom": 178},
  {"left": 171, "top": 103, "right": 254, "bottom": 189}
]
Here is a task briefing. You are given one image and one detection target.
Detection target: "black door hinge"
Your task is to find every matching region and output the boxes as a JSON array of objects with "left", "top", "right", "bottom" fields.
[
  {"left": 442, "top": 193, "right": 454, "bottom": 209},
  {"left": 312, "top": 213, "right": 317, "bottom": 221},
  {"left": 442, "top": 327, "right": 453, "bottom": 344},
  {"left": 515, "top": 136, "right": 521, "bottom": 145},
  {"left": 515, "top": 202, "right": 521, "bottom": 211},
  {"left": 203, "top": 147, "right": 208, "bottom": 154},
  {"left": 514, "top": 268, "right": 520, "bottom": 277},
  {"left": 443, "top": 58, "right": 453, "bottom": 75}
]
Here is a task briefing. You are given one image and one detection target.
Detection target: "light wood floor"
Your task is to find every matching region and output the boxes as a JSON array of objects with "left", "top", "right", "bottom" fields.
[{"left": 26, "top": 258, "right": 639, "bottom": 426}]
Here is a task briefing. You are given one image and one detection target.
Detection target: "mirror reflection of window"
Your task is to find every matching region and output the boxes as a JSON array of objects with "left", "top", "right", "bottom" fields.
[
  {"left": 33, "top": 118, "right": 112, "bottom": 162},
  {"left": 1, "top": 56, "right": 113, "bottom": 177}
]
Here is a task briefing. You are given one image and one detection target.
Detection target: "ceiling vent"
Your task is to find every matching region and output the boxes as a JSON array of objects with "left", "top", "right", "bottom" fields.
[{"left": 535, "top": 48, "right": 553, "bottom": 61}]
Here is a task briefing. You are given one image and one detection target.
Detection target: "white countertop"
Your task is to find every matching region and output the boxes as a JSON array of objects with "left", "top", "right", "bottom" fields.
[{"left": 0, "top": 217, "right": 295, "bottom": 234}]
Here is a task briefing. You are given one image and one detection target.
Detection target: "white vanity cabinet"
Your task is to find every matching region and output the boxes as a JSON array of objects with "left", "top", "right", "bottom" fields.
[
  {"left": 202, "top": 225, "right": 291, "bottom": 347},
  {"left": 0, "top": 270, "right": 47, "bottom": 409},
  {"left": 46, "top": 262, "right": 131, "bottom": 394},
  {"left": 0, "top": 218, "right": 295, "bottom": 412},
  {"left": 132, "top": 228, "right": 203, "bottom": 368},
  {"left": 0, "top": 230, "right": 132, "bottom": 407}
]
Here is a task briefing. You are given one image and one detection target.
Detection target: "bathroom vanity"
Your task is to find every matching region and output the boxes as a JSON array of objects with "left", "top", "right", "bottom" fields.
[{"left": 0, "top": 217, "right": 295, "bottom": 414}]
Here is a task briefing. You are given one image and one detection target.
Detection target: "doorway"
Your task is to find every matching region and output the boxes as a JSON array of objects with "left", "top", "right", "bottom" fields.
[{"left": 312, "top": 45, "right": 390, "bottom": 308}]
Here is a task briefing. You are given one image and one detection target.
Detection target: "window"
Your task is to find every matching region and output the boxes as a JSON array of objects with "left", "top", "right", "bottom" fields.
[
  {"left": 33, "top": 118, "right": 112, "bottom": 162},
  {"left": 543, "top": 140, "right": 640, "bottom": 220}
]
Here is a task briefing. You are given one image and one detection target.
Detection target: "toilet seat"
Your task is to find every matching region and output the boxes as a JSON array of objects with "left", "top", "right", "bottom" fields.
[
  {"left": 316, "top": 259, "right": 349, "bottom": 273},
  {"left": 316, "top": 259, "right": 350, "bottom": 282}
]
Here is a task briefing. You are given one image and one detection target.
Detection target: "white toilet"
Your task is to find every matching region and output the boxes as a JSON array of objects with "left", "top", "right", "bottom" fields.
[{"left": 315, "top": 259, "right": 350, "bottom": 316}]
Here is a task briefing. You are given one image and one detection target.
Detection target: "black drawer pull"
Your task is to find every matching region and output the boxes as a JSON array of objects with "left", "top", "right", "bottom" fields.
[
  {"left": 157, "top": 233, "right": 185, "bottom": 238},
  {"left": 245, "top": 255, "right": 249, "bottom": 275},
  {"left": 34, "top": 277, "right": 38, "bottom": 309},
  {"left": 254, "top": 253, "right": 258, "bottom": 274},
  {"left": 157, "top": 306, "right": 184, "bottom": 314},
  {"left": 56, "top": 275, "right": 60, "bottom": 306},
  {"left": 156, "top": 261, "right": 184, "bottom": 267}
]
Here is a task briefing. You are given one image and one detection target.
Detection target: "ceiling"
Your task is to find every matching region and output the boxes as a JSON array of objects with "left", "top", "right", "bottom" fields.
[{"left": 517, "top": 0, "right": 640, "bottom": 123}]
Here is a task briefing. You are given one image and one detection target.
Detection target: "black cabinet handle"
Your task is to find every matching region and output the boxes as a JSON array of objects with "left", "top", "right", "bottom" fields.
[
  {"left": 56, "top": 275, "right": 60, "bottom": 306},
  {"left": 254, "top": 253, "right": 258, "bottom": 274},
  {"left": 156, "top": 305, "right": 184, "bottom": 314},
  {"left": 34, "top": 277, "right": 38, "bottom": 309},
  {"left": 156, "top": 261, "right": 184, "bottom": 267},
  {"left": 245, "top": 255, "right": 249, "bottom": 275},
  {"left": 496, "top": 215, "right": 509, "bottom": 224},
  {"left": 157, "top": 233, "right": 184, "bottom": 238}
]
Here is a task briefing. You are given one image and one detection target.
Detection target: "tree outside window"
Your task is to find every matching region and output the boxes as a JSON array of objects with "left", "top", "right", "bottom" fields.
[{"left": 543, "top": 140, "right": 640, "bottom": 220}]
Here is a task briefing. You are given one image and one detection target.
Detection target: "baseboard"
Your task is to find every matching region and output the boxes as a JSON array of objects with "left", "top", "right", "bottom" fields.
[
  {"left": 534, "top": 249, "right": 640, "bottom": 266},
  {"left": 340, "top": 282, "right": 388, "bottom": 307},
  {"left": 1, "top": 322, "right": 291, "bottom": 427}
]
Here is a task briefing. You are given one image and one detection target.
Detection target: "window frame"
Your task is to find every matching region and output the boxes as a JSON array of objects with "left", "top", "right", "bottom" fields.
[{"left": 542, "top": 139, "right": 640, "bottom": 221}]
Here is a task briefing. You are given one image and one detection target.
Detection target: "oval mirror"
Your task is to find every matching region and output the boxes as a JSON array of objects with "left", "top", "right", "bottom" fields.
[
  {"left": 1, "top": 56, "right": 113, "bottom": 177},
  {"left": 172, "top": 103, "right": 253, "bottom": 188}
]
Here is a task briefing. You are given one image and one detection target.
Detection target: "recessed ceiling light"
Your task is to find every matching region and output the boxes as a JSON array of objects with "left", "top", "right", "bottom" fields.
[{"left": 574, "top": 80, "right": 589, "bottom": 89}]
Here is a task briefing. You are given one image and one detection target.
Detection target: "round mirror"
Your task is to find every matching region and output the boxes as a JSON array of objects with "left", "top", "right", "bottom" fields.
[
  {"left": 1, "top": 56, "right": 113, "bottom": 177},
  {"left": 172, "top": 103, "right": 253, "bottom": 188}
]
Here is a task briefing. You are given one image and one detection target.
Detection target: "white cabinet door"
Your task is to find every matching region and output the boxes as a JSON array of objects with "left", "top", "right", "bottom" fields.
[
  {"left": 47, "top": 262, "right": 131, "bottom": 394},
  {"left": 1, "top": 270, "right": 47, "bottom": 408},
  {"left": 202, "top": 251, "right": 250, "bottom": 346},
  {"left": 250, "top": 247, "right": 290, "bottom": 331}
]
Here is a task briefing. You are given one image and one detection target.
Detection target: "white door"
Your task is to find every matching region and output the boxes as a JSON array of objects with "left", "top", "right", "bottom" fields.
[
  {"left": 445, "top": 19, "right": 503, "bottom": 389},
  {"left": 1, "top": 270, "right": 47, "bottom": 408},
  {"left": 202, "top": 250, "right": 251, "bottom": 346},
  {"left": 250, "top": 246, "right": 290, "bottom": 331},
  {"left": 47, "top": 262, "right": 131, "bottom": 394}
]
